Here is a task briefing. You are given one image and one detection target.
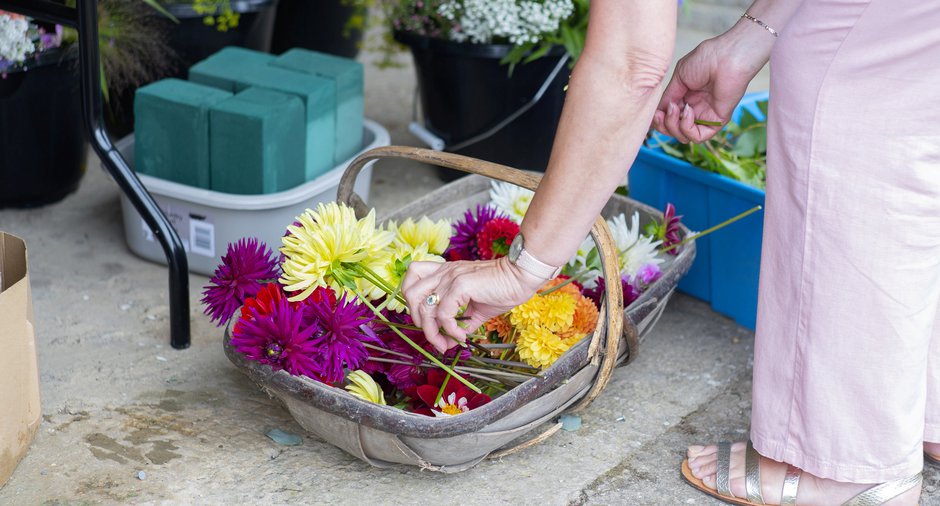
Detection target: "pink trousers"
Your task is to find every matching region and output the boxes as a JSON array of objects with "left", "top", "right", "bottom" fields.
[{"left": 750, "top": 0, "right": 940, "bottom": 483}]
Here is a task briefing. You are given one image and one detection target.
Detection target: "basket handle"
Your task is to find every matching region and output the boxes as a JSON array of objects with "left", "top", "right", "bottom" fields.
[{"left": 339, "top": 146, "right": 632, "bottom": 405}]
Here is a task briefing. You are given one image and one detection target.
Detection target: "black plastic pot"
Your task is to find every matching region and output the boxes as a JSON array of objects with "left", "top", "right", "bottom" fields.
[
  {"left": 271, "top": 0, "right": 365, "bottom": 58},
  {"left": 0, "top": 49, "right": 87, "bottom": 208},
  {"left": 165, "top": 0, "right": 280, "bottom": 76},
  {"left": 398, "top": 32, "right": 569, "bottom": 181}
]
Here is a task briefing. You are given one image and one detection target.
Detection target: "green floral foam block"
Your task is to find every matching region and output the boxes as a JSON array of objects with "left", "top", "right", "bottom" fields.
[
  {"left": 187, "top": 47, "right": 277, "bottom": 93},
  {"left": 209, "top": 88, "right": 306, "bottom": 195},
  {"left": 134, "top": 78, "right": 232, "bottom": 188},
  {"left": 272, "top": 49, "right": 364, "bottom": 165},
  {"left": 189, "top": 48, "right": 336, "bottom": 181}
]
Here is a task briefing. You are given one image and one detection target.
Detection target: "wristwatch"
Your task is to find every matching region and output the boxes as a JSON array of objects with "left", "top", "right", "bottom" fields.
[{"left": 507, "top": 233, "right": 562, "bottom": 280}]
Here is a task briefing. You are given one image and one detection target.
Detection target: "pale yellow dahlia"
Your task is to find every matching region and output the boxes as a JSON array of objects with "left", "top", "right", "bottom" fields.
[
  {"left": 279, "top": 202, "right": 394, "bottom": 301},
  {"left": 388, "top": 217, "right": 451, "bottom": 256},
  {"left": 367, "top": 243, "right": 444, "bottom": 312},
  {"left": 345, "top": 370, "right": 387, "bottom": 405},
  {"left": 516, "top": 326, "right": 572, "bottom": 369}
]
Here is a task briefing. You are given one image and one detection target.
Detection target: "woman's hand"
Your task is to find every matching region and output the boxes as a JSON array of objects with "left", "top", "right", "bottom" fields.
[
  {"left": 653, "top": 22, "right": 775, "bottom": 143},
  {"left": 402, "top": 257, "right": 546, "bottom": 353}
]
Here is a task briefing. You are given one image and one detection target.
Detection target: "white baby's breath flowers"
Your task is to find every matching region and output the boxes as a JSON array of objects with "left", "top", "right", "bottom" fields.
[
  {"left": 439, "top": 0, "right": 574, "bottom": 45},
  {"left": 0, "top": 14, "right": 34, "bottom": 65},
  {"left": 489, "top": 181, "right": 534, "bottom": 223}
]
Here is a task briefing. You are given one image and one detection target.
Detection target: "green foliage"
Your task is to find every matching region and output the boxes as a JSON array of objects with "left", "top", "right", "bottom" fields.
[{"left": 656, "top": 100, "right": 768, "bottom": 190}]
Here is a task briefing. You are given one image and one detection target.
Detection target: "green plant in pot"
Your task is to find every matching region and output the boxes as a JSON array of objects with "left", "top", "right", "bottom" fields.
[{"left": 377, "top": 0, "right": 588, "bottom": 180}]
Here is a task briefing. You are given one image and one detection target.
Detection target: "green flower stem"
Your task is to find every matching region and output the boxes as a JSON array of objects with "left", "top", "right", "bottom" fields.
[
  {"left": 538, "top": 270, "right": 594, "bottom": 296},
  {"left": 355, "top": 264, "right": 407, "bottom": 305},
  {"left": 694, "top": 119, "right": 723, "bottom": 127},
  {"left": 435, "top": 352, "right": 462, "bottom": 405},
  {"left": 662, "top": 205, "right": 763, "bottom": 253},
  {"left": 352, "top": 264, "right": 474, "bottom": 351},
  {"left": 354, "top": 289, "right": 482, "bottom": 394},
  {"left": 366, "top": 357, "right": 509, "bottom": 387},
  {"left": 454, "top": 366, "right": 536, "bottom": 380},
  {"left": 361, "top": 342, "right": 413, "bottom": 361},
  {"left": 472, "top": 356, "right": 539, "bottom": 370}
]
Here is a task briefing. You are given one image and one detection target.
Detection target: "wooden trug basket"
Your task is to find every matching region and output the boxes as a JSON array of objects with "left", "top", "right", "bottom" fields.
[{"left": 223, "top": 146, "right": 696, "bottom": 472}]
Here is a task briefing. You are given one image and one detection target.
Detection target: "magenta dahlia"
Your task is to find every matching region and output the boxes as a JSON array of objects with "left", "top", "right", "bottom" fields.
[
  {"left": 202, "top": 237, "right": 279, "bottom": 326},
  {"left": 229, "top": 283, "right": 320, "bottom": 378},
  {"left": 303, "top": 290, "right": 381, "bottom": 383},
  {"left": 583, "top": 275, "right": 643, "bottom": 308}
]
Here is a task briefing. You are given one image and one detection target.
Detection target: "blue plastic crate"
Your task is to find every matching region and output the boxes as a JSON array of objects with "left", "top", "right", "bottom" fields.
[{"left": 628, "top": 92, "right": 768, "bottom": 329}]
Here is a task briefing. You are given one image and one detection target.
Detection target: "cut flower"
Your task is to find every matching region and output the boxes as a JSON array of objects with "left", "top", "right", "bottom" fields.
[
  {"left": 202, "top": 237, "right": 279, "bottom": 326},
  {"left": 230, "top": 284, "right": 320, "bottom": 379},
  {"left": 280, "top": 202, "right": 394, "bottom": 301}
]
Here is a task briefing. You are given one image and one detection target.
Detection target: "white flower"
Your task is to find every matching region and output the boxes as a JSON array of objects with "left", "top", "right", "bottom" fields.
[
  {"left": 608, "top": 212, "right": 664, "bottom": 279},
  {"left": 570, "top": 212, "right": 665, "bottom": 286},
  {"left": 489, "top": 180, "right": 534, "bottom": 223},
  {"left": 438, "top": 0, "right": 574, "bottom": 45},
  {"left": 0, "top": 14, "right": 35, "bottom": 65}
]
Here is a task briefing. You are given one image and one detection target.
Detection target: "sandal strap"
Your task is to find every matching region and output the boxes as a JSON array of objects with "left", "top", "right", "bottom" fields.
[
  {"left": 744, "top": 441, "right": 765, "bottom": 504},
  {"left": 780, "top": 464, "right": 802, "bottom": 506},
  {"left": 717, "top": 441, "right": 735, "bottom": 498},
  {"left": 840, "top": 473, "right": 922, "bottom": 506}
]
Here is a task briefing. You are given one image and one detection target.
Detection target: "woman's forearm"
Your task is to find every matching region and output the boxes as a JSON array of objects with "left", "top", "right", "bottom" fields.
[{"left": 520, "top": 0, "right": 678, "bottom": 267}]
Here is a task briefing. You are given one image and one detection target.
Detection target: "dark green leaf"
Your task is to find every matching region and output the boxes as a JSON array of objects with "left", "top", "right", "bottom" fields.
[{"left": 738, "top": 109, "right": 759, "bottom": 129}]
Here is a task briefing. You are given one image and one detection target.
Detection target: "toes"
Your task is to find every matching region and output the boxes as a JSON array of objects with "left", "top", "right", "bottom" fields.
[
  {"left": 692, "top": 459, "right": 718, "bottom": 481},
  {"left": 688, "top": 445, "right": 705, "bottom": 457}
]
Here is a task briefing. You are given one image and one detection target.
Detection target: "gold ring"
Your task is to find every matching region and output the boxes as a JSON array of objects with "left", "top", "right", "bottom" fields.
[{"left": 425, "top": 293, "right": 440, "bottom": 306}]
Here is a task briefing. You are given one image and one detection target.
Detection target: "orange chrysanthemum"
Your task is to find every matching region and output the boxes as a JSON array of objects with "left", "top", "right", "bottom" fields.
[{"left": 485, "top": 315, "right": 513, "bottom": 340}]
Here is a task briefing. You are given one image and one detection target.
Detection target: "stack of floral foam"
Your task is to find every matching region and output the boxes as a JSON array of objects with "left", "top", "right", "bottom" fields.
[{"left": 133, "top": 47, "right": 363, "bottom": 195}]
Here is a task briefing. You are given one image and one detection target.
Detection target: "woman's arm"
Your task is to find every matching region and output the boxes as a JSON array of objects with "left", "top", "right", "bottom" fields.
[
  {"left": 402, "top": 0, "right": 679, "bottom": 351},
  {"left": 521, "top": 0, "right": 678, "bottom": 267}
]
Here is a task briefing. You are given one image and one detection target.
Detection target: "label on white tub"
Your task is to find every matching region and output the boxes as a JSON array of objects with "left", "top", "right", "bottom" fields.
[{"left": 140, "top": 203, "right": 216, "bottom": 258}]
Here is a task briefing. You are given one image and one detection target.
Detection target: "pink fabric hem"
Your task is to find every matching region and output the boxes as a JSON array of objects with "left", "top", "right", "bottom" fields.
[{"left": 752, "top": 434, "right": 923, "bottom": 483}]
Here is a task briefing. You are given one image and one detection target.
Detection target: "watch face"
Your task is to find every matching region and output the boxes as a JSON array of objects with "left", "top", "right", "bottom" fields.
[{"left": 508, "top": 233, "right": 523, "bottom": 262}]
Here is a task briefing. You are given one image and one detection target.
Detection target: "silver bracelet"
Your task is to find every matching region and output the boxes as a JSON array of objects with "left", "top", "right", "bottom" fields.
[{"left": 741, "top": 12, "right": 779, "bottom": 38}]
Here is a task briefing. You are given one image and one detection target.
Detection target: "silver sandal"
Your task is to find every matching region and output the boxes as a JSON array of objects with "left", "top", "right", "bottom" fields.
[{"left": 681, "top": 440, "right": 923, "bottom": 505}]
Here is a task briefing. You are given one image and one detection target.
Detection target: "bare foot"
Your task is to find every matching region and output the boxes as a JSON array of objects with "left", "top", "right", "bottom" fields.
[{"left": 687, "top": 442, "right": 922, "bottom": 505}]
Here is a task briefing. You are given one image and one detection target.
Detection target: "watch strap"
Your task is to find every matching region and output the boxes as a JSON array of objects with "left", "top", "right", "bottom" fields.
[{"left": 515, "top": 248, "right": 562, "bottom": 280}]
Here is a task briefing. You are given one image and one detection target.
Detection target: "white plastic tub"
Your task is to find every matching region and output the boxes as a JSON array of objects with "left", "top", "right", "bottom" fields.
[{"left": 117, "top": 118, "right": 390, "bottom": 276}]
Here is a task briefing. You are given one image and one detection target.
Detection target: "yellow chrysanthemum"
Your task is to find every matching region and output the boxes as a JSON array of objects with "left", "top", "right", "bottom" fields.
[
  {"left": 388, "top": 217, "right": 451, "bottom": 256},
  {"left": 345, "top": 370, "right": 386, "bottom": 405},
  {"left": 509, "top": 292, "right": 576, "bottom": 333},
  {"left": 368, "top": 243, "right": 444, "bottom": 312},
  {"left": 515, "top": 326, "right": 572, "bottom": 369},
  {"left": 279, "top": 202, "right": 394, "bottom": 301}
]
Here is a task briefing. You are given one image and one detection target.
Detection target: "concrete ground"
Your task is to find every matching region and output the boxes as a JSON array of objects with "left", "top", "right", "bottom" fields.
[{"left": 1, "top": 24, "right": 938, "bottom": 506}]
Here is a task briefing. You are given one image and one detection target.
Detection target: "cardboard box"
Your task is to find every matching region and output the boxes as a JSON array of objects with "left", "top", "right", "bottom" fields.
[{"left": 0, "top": 232, "right": 40, "bottom": 488}]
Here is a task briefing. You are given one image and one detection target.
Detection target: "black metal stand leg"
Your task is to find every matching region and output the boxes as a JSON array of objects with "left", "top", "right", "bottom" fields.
[
  {"left": 76, "top": 0, "right": 190, "bottom": 349},
  {"left": 0, "top": 0, "right": 191, "bottom": 349}
]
